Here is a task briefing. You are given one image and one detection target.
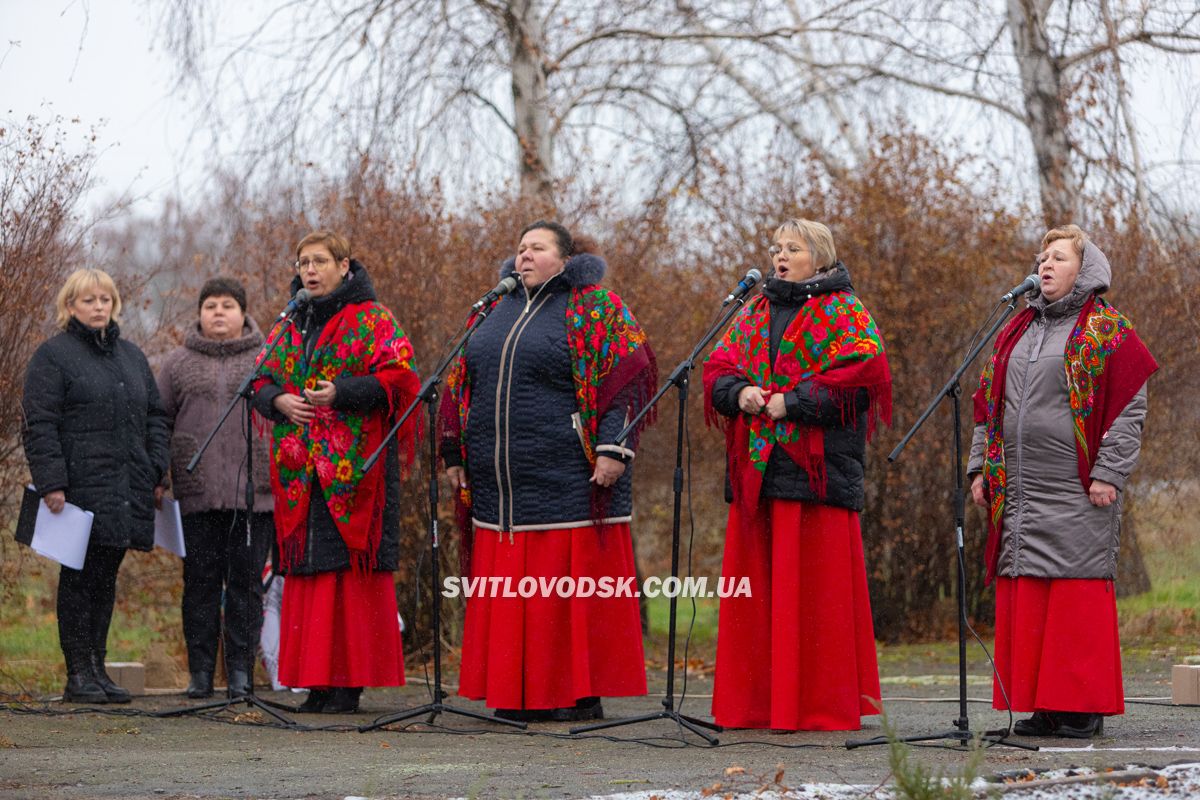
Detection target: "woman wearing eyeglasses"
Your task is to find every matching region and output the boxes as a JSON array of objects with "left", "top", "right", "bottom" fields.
[
  {"left": 703, "top": 218, "right": 892, "bottom": 731},
  {"left": 252, "top": 230, "right": 421, "bottom": 714},
  {"left": 441, "top": 221, "right": 656, "bottom": 722}
]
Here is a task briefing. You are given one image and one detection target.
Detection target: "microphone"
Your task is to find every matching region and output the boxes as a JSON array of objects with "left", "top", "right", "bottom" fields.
[
  {"left": 722, "top": 268, "right": 763, "bottom": 306},
  {"left": 471, "top": 274, "right": 520, "bottom": 311},
  {"left": 1000, "top": 274, "right": 1040, "bottom": 303},
  {"left": 276, "top": 288, "right": 312, "bottom": 320}
]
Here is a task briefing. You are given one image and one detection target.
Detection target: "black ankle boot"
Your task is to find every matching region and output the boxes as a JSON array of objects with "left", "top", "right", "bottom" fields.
[
  {"left": 91, "top": 650, "right": 131, "bottom": 703},
  {"left": 1013, "top": 711, "right": 1057, "bottom": 736},
  {"left": 322, "top": 687, "right": 362, "bottom": 714},
  {"left": 298, "top": 688, "right": 332, "bottom": 713},
  {"left": 549, "top": 696, "right": 604, "bottom": 722},
  {"left": 1054, "top": 712, "right": 1104, "bottom": 739},
  {"left": 62, "top": 648, "right": 108, "bottom": 704},
  {"left": 226, "top": 668, "right": 252, "bottom": 699},
  {"left": 187, "top": 671, "right": 214, "bottom": 699}
]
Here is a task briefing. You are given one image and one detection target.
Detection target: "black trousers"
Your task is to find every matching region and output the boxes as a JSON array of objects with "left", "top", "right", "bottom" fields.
[
  {"left": 181, "top": 510, "right": 273, "bottom": 673},
  {"left": 58, "top": 541, "right": 126, "bottom": 657}
]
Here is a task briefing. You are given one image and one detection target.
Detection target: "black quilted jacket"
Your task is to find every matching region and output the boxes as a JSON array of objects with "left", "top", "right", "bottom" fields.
[
  {"left": 22, "top": 318, "right": 170, "bottom": 550},
  {"left": 443, "top": 254, "right": 640, "bottom": 531}
]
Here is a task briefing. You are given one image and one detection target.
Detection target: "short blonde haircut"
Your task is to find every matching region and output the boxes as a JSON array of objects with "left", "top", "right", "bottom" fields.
[
  {"left": 1041, "top": 224, "right": 1088, "bottom": 256},
  {"left": 55, "top": 269, "right": 122, "bottom": 330},
  {"left": 295, "top": 230, "right": 351, "bottom": 262},
  {"left": 773, "top": 218, "right": 837, "bottom": 271}
]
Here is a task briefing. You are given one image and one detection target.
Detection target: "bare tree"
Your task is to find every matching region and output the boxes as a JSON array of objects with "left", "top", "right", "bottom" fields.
[
  {"left": 155, "top": 0, "right": 756, "bottom": 204},
  {"left": 0, "top": 116, "right": 105, "bottom": 498},
  {"left": 666, "top": 0, "right": 1200, "bottom": 223}
]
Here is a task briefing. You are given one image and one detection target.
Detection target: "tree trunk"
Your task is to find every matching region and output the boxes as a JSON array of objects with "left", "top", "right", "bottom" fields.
[
  {"left": 1006, "top": 0, "right": 1081, "bottom": 225},
  {"left": 504, "top": 0, "right": 555, "bottom": 206}
]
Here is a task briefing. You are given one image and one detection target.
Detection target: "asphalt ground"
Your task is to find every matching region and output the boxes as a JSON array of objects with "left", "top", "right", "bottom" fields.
[{"left": 2, "top": 662, "right": 1197, "bottom": 799}]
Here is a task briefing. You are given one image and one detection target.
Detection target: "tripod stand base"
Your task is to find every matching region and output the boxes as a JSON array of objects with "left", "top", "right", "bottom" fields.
[
  {"left": 153, "top": 692, "right": 297, "bottom": 727},
  {"left": 571, "top": 708, "right": 722, "bottom": 745},
  {"left": 846, "top": 726, "right": 1039, "bottom": 751},
  {"left": 358, "top": 701, "right": 527, "bottom": 732}
]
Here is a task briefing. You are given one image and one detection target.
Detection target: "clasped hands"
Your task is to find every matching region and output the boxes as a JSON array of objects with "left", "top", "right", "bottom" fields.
[
  {"left": 272, "top": 380, "right": 337, "bottom": 425},
  {"left": 737, "top": 385, "right": 788, "bottom": 420}
]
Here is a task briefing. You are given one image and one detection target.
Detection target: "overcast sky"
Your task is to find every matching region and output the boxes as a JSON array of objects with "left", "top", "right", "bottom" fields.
[
  {"left": 4, "top": 0, "right": 1198, "bottom": 219},
  {"left": 2, "top": 0, "right": 199, "bottom": 214}
]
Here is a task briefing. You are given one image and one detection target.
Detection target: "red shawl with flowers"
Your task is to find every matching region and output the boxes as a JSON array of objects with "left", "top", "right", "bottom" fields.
[
  {"left": 972, "top": 294, "right": 1157, "bottom": 584},
  {"left": 255, "top": 302, "right": 421, "bottom": 572},
  {"left": 440, "top": 286, "right": 656, "bottom": 575},
  {"left": 703, "top": 292, "right": 892, "bottom": 515}
]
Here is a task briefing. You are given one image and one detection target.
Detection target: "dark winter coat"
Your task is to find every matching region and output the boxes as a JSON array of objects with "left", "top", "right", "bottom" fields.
[
  {"left": 252, "top": 261, "right": 402, "bottom": 575},
  {"left": 157, "top": 317, "right": 274, "bottom": 516},
  {"left": 442, "top": 254, "right": 638, "bottom": 531},
  {"left": 710, "top": 265, "right": 871, "bottom": 511},
  {"left": 22, "top": 318, "right": 171, "bottom": 550}
]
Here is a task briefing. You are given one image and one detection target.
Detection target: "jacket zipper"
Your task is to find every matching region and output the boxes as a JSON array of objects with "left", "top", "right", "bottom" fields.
[{"left": 491, "top": 283, "right": 555, "bottom": 532}]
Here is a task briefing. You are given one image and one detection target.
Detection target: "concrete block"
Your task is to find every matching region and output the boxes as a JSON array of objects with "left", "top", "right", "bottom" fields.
[
  {"left": 1171, "top": 664, "right": 1200, "bottom": 705},
  {"left": 105, "top": 661, "right": 146, "bottom": 697}
]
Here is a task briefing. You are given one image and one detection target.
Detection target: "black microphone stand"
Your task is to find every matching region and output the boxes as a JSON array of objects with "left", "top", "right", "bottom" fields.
[
  {"left": 357, "top": 302, "right": 526, "bottom": 733},
  {"left": 155, "top": 311, "right": 300, "bottom": 727},
  {"left": 845, "top": 295, "right": 1036, "bottom": 751},
  {"left": 570, "top": 294, "right": 753, "bottom": 744}
]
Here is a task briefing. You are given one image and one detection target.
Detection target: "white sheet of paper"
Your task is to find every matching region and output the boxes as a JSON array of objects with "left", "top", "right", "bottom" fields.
[
  {"left": 154, "top": 498, "right": 186, "bottom": 558},
  {"left": 28, "top": 490, "right": 94, "bottom": 570}
]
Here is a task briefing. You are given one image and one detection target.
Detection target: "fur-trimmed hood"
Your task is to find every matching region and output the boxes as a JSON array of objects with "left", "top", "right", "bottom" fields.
[{"left": 499, "top": 253, "right": 607, "bottom": 289}]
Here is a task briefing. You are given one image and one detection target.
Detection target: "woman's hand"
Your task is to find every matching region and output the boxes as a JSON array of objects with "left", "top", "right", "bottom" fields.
[
  {"left": 154, "top": 485, "right": 165, "bottom": 510},
  {"left": 1089, "top": 479, "right": 1118, "bottom": 507},
  {"left": 590, "top": 455, "right": 626, "bottom": 488},
  {"left": 43, "top": 490, "right": 66, "bottom": 514},
  {"left": 303, "top": 380, "right": 337, "bottom": 407},
  {"left": 446, "top": 466, "right": 468, "bottom": 492},
  {"left": 764, "top": 392, "right": 788, "bottom": 420},
  {"left": 273, "top": 393, "right": 316, "bottom": 426},
  {"left": 970, "top": 474, "right": 987, "bottom": 508},
  {"left": 738, "top": 385, "right": 770, "bottom": 415}
]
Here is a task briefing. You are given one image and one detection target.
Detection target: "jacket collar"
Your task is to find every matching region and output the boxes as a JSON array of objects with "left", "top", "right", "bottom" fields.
[
  {"left": 184, "top": 314, "right": 265, "bottom": 357},
  {"left": 499, "top": 252, "right": 608, "bottom": 295},
  {"left": 762, "top": 261, "right": 854, "bottom": 307},
  {"left": 66, "top": 317, "right": 120, "bottom": 354}
]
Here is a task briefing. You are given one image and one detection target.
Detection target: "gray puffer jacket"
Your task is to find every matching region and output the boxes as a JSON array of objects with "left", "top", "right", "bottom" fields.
[{"left": 968, "top": 241, "right": 1148, "bottom": 580}]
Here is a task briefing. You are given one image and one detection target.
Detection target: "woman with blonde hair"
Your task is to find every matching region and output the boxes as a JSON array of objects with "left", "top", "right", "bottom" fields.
[
  {"left": 704, "top": 218, "right": 891, "bottom": 730},
  {"left": 22, "top": 269, "right": 170, "bottom": 703},
  {"left": 969, "top": 224, "right": 1157, "bottom": 738}
]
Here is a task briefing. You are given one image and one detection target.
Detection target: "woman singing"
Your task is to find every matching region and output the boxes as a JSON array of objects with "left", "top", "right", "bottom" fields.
[
  {"left": 442, "top": 221, "right": 656, "bottom": 722},
  {"left": 253, "top": 230, "right": 420, "bottom": 713},
  {"left": 704, "top": 218, "right": 891, "bottom": 731},
  {"left": 969, "top": 225, "right": 1156, "bottom": 738}
]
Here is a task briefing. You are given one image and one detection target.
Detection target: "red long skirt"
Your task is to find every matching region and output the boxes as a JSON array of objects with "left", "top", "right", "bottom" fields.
[
  {"left": 457, "top": 522, "right": 647, "bottom": 710},
  {"left": 712, "top": 499, "right": 880, "bottom": 731},
  {"left": 992, "top": 576, "right": 1123, "bottom": 715},
  {"left": 278, "top": 570, "right": 406, "bottom": 688}
]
